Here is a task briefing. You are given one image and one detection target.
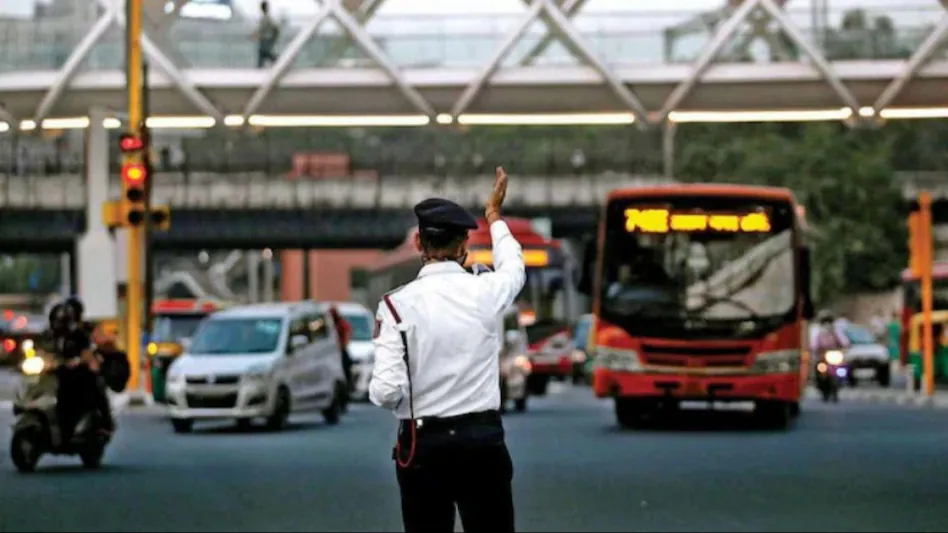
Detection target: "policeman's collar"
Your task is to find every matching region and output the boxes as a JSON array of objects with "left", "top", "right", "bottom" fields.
[{"left": 418, "top": 261, "right": 466, "bottom": 278}]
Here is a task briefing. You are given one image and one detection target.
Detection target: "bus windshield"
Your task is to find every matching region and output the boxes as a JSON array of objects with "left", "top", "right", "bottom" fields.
[{"left": 599, "top": 195, "right": 798, "bottom": 338}]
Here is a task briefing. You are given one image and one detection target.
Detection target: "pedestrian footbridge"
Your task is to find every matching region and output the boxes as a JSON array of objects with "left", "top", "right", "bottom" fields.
[{"left": 1, "top": 0, "right": 948, "bottom": 127}]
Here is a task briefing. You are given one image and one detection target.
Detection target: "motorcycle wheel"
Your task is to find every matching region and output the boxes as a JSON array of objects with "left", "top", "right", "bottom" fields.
[
  {"left": 79, "top": 443, "right": 105, "bottom": 469},
  {"left": 10, "top": 429, "right": 41, "bottom": 474}
]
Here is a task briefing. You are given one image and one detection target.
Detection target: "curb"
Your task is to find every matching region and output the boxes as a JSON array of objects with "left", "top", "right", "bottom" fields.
[{"left": 839, "top": 388, "right": 948, "bottom": 409}]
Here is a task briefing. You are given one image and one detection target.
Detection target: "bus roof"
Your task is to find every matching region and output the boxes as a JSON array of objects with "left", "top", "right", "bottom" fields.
[
  {"left": 367, "top": 216, "right": 559, "bottom": 272},
  {"left": 607, "top": 183, "right": 796, "bottom": 203}
]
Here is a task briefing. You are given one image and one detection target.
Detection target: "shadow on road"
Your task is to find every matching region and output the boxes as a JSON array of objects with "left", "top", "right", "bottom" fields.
[
  {"left": 605, "top": 408, "right": 795, "bottom": 434},
  {"left": 190, "top": 420, "right": 328, "bottom": 436},
  {"left": 2, "top": 462, "right": 147, "bottom": 477}
]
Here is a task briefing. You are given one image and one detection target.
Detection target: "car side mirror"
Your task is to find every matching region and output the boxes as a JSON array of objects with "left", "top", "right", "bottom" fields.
[
  {"left": 577, "top": 236, "right": 596, "bottom": 295},
  {"left": 799, "top": 247, "right": 815, "bottom": 320},
  {"left": 288, "top": 334, "right": 309, "bottom": 353},
  {"left": 505, "top": 330, "right": 522, "bottom": 346}
]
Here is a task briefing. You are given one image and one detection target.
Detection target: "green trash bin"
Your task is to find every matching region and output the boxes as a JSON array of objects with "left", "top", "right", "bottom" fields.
[{"left": 148, "top": 346, "right": 182, "bottom": 403}]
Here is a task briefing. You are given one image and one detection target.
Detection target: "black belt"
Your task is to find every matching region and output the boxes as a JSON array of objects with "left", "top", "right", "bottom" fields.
[{"left": 401, "top": 409, "right": 501, "bottom": 433}]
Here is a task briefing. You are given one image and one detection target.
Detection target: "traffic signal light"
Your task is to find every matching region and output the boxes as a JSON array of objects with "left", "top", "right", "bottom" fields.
[{"left": 122, "top": 160, "right": 147, "bottom": 226}]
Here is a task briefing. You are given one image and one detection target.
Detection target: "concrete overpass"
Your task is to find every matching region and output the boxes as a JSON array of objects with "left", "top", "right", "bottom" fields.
[{"left": 0, "top": 173, "right": 662, "bottom": 251}]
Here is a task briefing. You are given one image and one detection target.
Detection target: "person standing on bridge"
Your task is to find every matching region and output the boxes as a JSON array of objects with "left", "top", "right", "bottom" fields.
[
  {"left": 369, "top": 166, "right": 524, "bottom": 533},
  {"left": 254, "top": 1, "right": 280, "bottom": 68}
]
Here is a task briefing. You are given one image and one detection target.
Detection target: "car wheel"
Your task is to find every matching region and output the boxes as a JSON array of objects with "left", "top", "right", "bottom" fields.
[
  {"left": 877, "top": 363, "right": 891, "bottom": 388},
  {"left": 171, "top": 418, "right": 193, "bottom": 434},
  {"left": 266, "top": 387, "right": 291, "bottom": 431}
]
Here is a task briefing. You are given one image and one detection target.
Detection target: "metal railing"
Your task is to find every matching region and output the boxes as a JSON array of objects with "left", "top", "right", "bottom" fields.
[
  {"left": 0, "top": 4, "right": 937, "bottom": 73},
  {"left": 0, "top": 172, "right": 666, "bottom": 210}
]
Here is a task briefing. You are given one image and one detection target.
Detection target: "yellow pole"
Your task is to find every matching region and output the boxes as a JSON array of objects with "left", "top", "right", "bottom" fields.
[
  {"left": 126, "top": 0, "right": 144, "bottom": 392},
  {"left": 919, "top": 191, "right": 934, "bottom": 397}
]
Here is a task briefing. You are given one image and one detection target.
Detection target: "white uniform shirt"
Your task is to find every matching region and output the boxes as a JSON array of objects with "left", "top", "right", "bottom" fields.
[{"left": 369, "top": 220, "right": 526, "bottom": 419}]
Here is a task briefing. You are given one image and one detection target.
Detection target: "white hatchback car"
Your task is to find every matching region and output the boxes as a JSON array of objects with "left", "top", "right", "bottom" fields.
[{"left": 165, "top": 302, "right": 348, "bottom": 433}]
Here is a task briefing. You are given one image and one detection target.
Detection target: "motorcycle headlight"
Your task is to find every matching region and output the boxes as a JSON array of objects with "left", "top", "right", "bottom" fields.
[
  {"left": 571, "top": 349, "right": 587, "bottom": 363},
  {"left": 20, "top": 339, "right": 35, "bottom": 358},
  {"left": 593, "top": 347, "right": 643, "bottom": 372},
  {"left": 824, "top": 350, "right": 844, "bottom": 366},
  {"left": 21, "top": 356, "right": 46, "bottom": 376},
  {"left": 751, "top": 350, "right": 801, "bottom": 374}
]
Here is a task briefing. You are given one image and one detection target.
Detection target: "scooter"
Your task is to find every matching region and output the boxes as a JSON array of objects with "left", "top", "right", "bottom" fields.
[
  {"left": 815, "top": 349, "right": 848, "bottom": 403},
  {"left": 10, "top": 354, "right": 112, "bottom": 473}
]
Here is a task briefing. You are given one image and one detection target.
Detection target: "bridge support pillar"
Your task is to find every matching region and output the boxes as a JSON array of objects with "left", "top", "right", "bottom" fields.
[
  {"left": 663, "top": 121, "right": 677, "bottom": 180},
  {"left": 76, "top": 107, "right": 119, "bottom": 320}
]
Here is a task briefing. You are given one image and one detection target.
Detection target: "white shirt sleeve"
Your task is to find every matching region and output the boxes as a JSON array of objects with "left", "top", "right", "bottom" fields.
[
  {"left": 478, "top": 220, "right": 526, "bottom": 316},
  {"left": 368, "top": 301, "right": 408, "bottom": 411}
]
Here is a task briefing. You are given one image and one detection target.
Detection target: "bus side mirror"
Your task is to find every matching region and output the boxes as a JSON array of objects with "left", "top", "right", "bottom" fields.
[
  {"left": 577, "top": 237, "right": 595, "bottom": 295},
  {"left": 800, "top": 247, "right": 815, "bottom": 320}
]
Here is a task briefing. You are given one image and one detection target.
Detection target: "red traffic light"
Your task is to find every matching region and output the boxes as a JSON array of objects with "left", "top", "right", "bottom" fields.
[
  {"left": 119, "top": 134, "right": 145, "bottom": 153},
  {"left": 122, "top": 162, "right": 147, "bottom": 185}
]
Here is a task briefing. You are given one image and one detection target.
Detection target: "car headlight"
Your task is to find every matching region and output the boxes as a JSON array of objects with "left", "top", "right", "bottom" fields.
[
  {"left": 20, "top": 339, "right": 35, "bottom": 358},
  {"left": 243, "top": 364, "right": 271, "bottom": 383},
  {"left": 166, "top": 371, "right": 184, "bottom": 385},
  {"left": 21, "top": 356, "right": 46, "bottom": 376},
  {"left": 824, "top": 350, "right": 844, "bottom": 366},
  {"left": 593, "top": 347, "right": 643, "bottom": 372},
  {"left": 751, "top": 350, "right": 801, "bottom": 374}
]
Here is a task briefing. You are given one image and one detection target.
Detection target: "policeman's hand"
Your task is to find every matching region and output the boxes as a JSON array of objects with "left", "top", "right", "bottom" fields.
[{"left": 485, "top": 166, "right": 508, "bottom": 223}]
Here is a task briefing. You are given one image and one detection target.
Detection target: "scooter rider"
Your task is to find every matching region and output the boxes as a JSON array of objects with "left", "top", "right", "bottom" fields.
[{"left": 47, "top": 297, "right": 115, "bottom": 436}]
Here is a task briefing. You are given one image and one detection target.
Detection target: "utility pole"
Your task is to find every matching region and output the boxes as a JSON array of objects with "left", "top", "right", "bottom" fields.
[{"left": 125, "top": 0, "right": 145, "bottom": 393}]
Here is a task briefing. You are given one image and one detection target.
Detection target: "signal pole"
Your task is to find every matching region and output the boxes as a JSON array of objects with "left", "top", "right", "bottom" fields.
[
  {"left": 126, "top": 0, "right": 144, "bottom": 393},
  {"left": 919, "top": 192, "right": 935, "bottom": 397}
]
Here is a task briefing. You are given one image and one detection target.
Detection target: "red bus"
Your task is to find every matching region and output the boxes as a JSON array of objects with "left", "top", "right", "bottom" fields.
[
  {"left": 362, "top": 217, "right": 579, "bottom": 395},
  {"left": 578, "top": 184, "right": 813, "bottom": 429}
]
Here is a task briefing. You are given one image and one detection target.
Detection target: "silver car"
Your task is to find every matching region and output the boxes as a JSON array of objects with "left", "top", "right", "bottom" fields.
[{"left": 499, "top": 307, "right": 531, "bottom": 412}]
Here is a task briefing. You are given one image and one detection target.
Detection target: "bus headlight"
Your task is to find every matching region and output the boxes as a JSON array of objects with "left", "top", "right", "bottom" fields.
[
  {"left": 751, "top": 350, "right": 801, "bottom": 374},
  {"left": 824, "top": 350, "right": 844, "bottom": 366},
  {"left": 594, "top": 347, "right": 643, "bottom": 373}
]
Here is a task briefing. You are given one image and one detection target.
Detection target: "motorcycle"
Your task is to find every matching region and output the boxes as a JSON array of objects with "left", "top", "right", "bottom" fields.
[
  {"left": 815, "top": 349, "right": 848, "bottom": 403},
  {"left": 10, "top": 353, "right": 113, "bottom": 473}
]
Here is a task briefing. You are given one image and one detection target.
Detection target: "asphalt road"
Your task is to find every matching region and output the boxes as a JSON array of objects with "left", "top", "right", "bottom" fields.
[{"left": 0, "top": 383, "right": 947, "bottom": 532}]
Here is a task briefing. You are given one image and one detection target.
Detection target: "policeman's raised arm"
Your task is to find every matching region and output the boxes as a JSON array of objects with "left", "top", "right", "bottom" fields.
[
  {"left": 480, "top": 166, "right": 526, "bottom": 314},
  {"left": 368, "top": 301, "right": 408, "bottom": 411}
]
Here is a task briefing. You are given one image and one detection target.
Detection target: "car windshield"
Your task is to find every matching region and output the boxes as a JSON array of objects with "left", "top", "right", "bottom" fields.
[
  {"left": 152, "top": 314, "right": 206, "bottom": 343},
  {"left": 188, "top": 318, "right": 283, "bottom": 355},
  {"left": 846, "top": 325, "right": 876, "bottom": 345},
  {"left": 343, "top": 313, "right": 373, "bottom": 342},
  {"left": 600, "top": 196, "right": 798, "bottom": 337}
]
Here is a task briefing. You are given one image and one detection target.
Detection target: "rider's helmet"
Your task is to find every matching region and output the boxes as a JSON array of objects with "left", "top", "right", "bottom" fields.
[
  {"left": 816, "top": 309, "right": 836, "bottom": 326},
  {"left": 63, "top": 296, "right": 84, "bottom": 320},
  {"left": 48, "top": 302, "right": 75, "bottom": 334}
]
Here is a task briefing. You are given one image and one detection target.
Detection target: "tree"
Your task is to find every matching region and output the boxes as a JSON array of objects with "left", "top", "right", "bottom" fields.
[{"left": 676, "top": 122, "right": 905, "bottom": 304}]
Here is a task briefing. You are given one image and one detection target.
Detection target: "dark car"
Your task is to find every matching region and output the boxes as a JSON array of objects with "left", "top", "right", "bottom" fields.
[{"left": 1, "top": 314, "right": 45, "bottom": 366}]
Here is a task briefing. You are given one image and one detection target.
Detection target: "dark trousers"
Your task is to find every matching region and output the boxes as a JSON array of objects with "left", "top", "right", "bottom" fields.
[
  {"left": 57, "top": 366, "right": 114, "bottom": 436},
  {"left": 257, "top": 40, "right": 277, "bottom": 68},
  {"left": 395, "top": 410, "right": 515, "bottom": 532}
]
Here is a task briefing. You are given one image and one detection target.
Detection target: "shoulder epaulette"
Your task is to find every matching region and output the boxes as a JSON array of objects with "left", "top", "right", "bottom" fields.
[{"left": 383, "top": 283, "right": 408, "bottom": 297}]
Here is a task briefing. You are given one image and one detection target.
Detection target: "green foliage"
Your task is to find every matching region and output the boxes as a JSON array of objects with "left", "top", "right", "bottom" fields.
[{"left": 676, "top": 122, "right": 905, "bottom": 304}]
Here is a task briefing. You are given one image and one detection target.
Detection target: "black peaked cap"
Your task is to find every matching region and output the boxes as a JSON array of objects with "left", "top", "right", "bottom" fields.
[{"left": 414, "top": 198, "right": 478, "bottom": 231}]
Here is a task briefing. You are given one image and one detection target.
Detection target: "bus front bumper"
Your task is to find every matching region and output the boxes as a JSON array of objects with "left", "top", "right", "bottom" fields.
[{"left": 594, "top": 369, "right": 802, "bottom": 403}]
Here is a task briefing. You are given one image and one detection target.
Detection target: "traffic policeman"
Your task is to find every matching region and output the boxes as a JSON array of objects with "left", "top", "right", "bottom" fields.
[{"left": 369, "top": 166, "right": 525, "bottom": 533}]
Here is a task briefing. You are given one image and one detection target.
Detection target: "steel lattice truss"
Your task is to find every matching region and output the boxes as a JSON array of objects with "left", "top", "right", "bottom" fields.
[{"left": 22, "top": 0, "right": 948, "bottom": 126}]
